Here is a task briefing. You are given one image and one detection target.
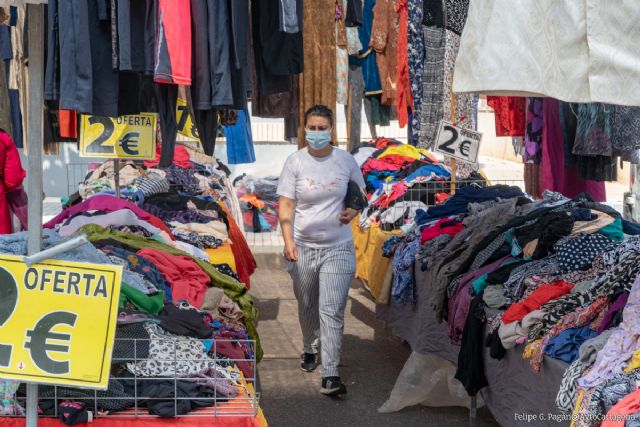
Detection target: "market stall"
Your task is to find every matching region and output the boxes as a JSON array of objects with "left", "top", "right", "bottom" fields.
[
  {"left": 0, "top": 1, "right": 266, "bottom": 425},
  {"left": 0, "top": 141, "right": 266, "bottom": 425}
]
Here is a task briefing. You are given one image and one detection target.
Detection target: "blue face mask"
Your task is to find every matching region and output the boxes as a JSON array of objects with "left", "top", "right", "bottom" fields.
[{"left": 305, "top": 130, "right": 332, "bottom": 150}]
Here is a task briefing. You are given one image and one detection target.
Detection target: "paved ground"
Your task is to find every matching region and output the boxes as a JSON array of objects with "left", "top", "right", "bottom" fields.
[{"left": 251, "top": 260, "right": 499, "bottom": 427}]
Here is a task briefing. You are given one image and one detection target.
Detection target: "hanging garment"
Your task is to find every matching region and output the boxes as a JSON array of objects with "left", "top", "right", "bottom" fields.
[
  {"left": 453, "top": 0, "right": 640, "bottom": 106},
  {"left": 418, "top": 3, "right": 445, "bottom": 148},
  {"left": 394, "top": 0, "right": 413, "bottom": 128},
  {"left": 336, "top": 4, "right": 349, "bottom": 105},
  {"left": 297, "top": 0, "right": 336, "bottom": 145},
  {"left": 442, "top": 0, "right": 476, "bottom": 133},
  {"left": 153, "top": 0, "right": 191, "bottom": 85},
  {"left": 370, "top": 0, "right": 399, "bottom": 106},
  {"left": 225, "top": 110, "right": 256, "bottom": 164},
  {"left": 487, "top": 97, "right": 526, "bottom": 137},
  {"left": 539, "top": 98, "right": 606, "bottom": 200},
  {"left": 55, "top": 0, "right": 119, "bottom": 117},
  {"left": 355, "top": 0, "right": 382, "bottom": 96},
  {"left": 406, "top": 0, "right": 424, "bottom": 143}
]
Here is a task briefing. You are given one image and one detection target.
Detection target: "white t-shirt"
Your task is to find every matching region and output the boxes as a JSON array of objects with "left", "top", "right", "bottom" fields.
[{"left": 277, "top": 147, "right": 366, "bottom": 248}]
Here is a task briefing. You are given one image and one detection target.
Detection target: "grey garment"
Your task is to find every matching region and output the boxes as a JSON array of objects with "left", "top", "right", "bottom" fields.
[
  {"left": 571, "top": 279, "right": 596, "bottom": 294},
  {"left": 44, "top": 0, "right": 60, "bottom": 100},
  {"left": 578, "top": 329, "right": 614, "bottom": 365},
  {"left": 190, "top": 0, "right": 213, "bottom": 109},
  {"left": 117, "top": 0, "right": 146, "bottom": 72},
  {"left": 278, "top": 0, "right": 299, "bottom": 33},
  {"left": 86, "top": 0, "right": 119, "bottom": 117},
  {"left": 58, "top": 0, "right": 119, "bottom": 116},
  {"left": 483, "top": 285, "right": 508, "bottom": 309},
  {"left": 58, "top": 0, "right": 92, "bottom": 113},
  {"left": 628, "top": 413, "right": 640, "bottom": 427},
  {"left": 346, "top": 63, "right": 377, "bottom": 148},
  {"left": 425, "top": 198, "right": 520, "bottom": 320},
  {"left": 143, "top": 0, "right": 157, "bottom": 75},
  {"left": 210, "top": 0, "right": 233, "bottom": 106},
  {"left": 418, "top": 25, "right": 445, "bottom": 148},
  {"left": 284, "top": 241, "right": 356, "bottom": 378}
]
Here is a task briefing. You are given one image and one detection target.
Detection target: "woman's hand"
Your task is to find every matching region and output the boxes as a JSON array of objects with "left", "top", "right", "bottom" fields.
[
  {"left": 339, "top": 208, "right": 358, "bottom": 224},
  {"left": 284, "top": 242, "right": 299, "bottom": 262}
]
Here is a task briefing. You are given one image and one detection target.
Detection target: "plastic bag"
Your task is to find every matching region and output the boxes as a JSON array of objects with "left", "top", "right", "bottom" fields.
[{"left": 378, "top": 351, "right": 484, "bottom": 413}]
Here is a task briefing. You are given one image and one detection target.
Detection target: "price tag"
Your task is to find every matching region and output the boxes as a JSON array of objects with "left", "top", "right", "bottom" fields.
[
  {"left": 434, "top": 120, "right": 482, "bottom": 163},
  {"left": 79, "top": 113, "right": 157, "bottom": 159},
  {"left": 0, "top": 255, "right": 122, "bottom": 389},
  {"left": 176, "top": 98, "right": 200, "bottom": 141}
]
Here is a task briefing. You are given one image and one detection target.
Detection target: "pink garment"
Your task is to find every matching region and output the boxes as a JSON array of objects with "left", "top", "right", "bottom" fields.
[
  {"left": 540, "top": 98, "right": 605, "bottom": 201},
  {"left": 44, "top": 196, "right": 153, "bottom": 228},
  {"left": 421, "top": 218, "right": 464, "bottom": 244}
]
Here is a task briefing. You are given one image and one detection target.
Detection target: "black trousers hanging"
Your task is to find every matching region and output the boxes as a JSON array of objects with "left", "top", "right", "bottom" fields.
[{"left": 155, "top": 84, "right": 178, "bottom": 167}]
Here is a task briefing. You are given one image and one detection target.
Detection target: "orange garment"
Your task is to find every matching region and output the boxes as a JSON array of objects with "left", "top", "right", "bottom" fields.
[
  {"left": 601, "top": 387, "right": 640, "bottom": 427},
  {"left": 394, "top": 0, "right": 413, "bottom": 128},
  {"left": 370, "top": 0, "right": 399, "bottom": 106},
  {"left": 220, "top": 204, "right": 256, "bottom": 288},
  {"left": 59, "top": 110, "right": 78, "bottom": 138},
  {"left": 240, "top": 194, "right": 265, "bottom": 209}
]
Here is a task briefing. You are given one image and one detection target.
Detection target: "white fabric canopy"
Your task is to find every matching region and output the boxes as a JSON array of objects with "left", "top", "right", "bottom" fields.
[{"left": 453, "top": 0, "right": 640, "bottom": 106}]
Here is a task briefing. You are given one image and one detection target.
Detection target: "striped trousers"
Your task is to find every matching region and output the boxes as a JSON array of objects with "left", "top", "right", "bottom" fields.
[{"left": 284, "top": 241, "right": 356, "bottom": 377}]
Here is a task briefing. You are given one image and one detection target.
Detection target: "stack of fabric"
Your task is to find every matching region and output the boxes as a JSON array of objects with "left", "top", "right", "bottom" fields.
[
  {"left": 233, "top": 175, "right": 279, "bottom": 233},
  {"left": 351, "top": 137, "right": 452, "bottom": 229},
  {"left": 378, "top": 184, "right": 640, "bottom": 425},
  {"left": 0, "top": 143, "right": 262, "bottom": 420},
  {"left": 66, "top": 144, "right": 254, "bottom": 288}
]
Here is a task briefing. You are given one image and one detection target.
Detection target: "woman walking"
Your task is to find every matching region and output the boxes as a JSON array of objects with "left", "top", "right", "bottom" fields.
[{"left": 277, "top": 105, "right": 365, "bottom": 396}]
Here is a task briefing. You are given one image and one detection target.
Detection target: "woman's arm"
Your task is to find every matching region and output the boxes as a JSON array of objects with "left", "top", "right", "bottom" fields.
[{"left": 279, "top": 196, "right": 298, "bottom": 261}]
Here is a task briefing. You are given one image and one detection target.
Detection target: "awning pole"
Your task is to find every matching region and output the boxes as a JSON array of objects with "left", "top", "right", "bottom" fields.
[{"left": 25, "top": 4, "right": 45, "bottom": 427}]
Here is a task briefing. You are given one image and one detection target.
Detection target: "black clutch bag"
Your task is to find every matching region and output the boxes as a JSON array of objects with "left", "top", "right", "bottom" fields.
[{"left": 344, "top": 180, "right": 367, "bottom": 211}]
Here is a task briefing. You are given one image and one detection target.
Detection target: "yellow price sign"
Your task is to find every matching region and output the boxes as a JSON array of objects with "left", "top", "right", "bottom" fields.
[
  {"left": 0, "top": 255, "right": 122, "bottom": 389},
  {"left": 176, "top": 98, "right": 200, "bottom": 141},
  {"left": 79, "top": 113, "right": 157, "bottom": 159}
]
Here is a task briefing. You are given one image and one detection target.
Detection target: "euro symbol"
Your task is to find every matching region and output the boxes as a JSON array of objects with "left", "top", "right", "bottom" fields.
[
  {"left": 119, "top": 132, "right": 140, "bottom": 156},
  {"left": 460, "top": 140, "right": 472, "bottom": 158},
  {"left": 24, "top": 311, "right": 77, "bottom": 375},
  {"left": 0, "top": 267, "right": 18, "bottom": 367}
]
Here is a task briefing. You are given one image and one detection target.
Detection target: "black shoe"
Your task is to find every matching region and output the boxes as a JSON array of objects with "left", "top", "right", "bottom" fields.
[
  {"left": 300, "top": 353, "right": 319, "bottom": 372},
  {"left": 320, "top": 377, "right": 347, "bottom": 396}
]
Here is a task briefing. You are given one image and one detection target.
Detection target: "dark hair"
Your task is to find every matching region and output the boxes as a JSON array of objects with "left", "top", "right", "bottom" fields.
[{"left": 304, "top": 104, "right": 334, "bottom": 127}]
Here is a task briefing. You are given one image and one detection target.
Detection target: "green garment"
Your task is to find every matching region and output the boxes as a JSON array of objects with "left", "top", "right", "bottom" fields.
[
  {"left": 79, "top": 224, "right": 262, "bottom": 361},
  {"left": 598, "top": 218, "right": 624, "bottom": 242},
  {"left": 119, "top": 283, "right": 165, "bottom": 314}
]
